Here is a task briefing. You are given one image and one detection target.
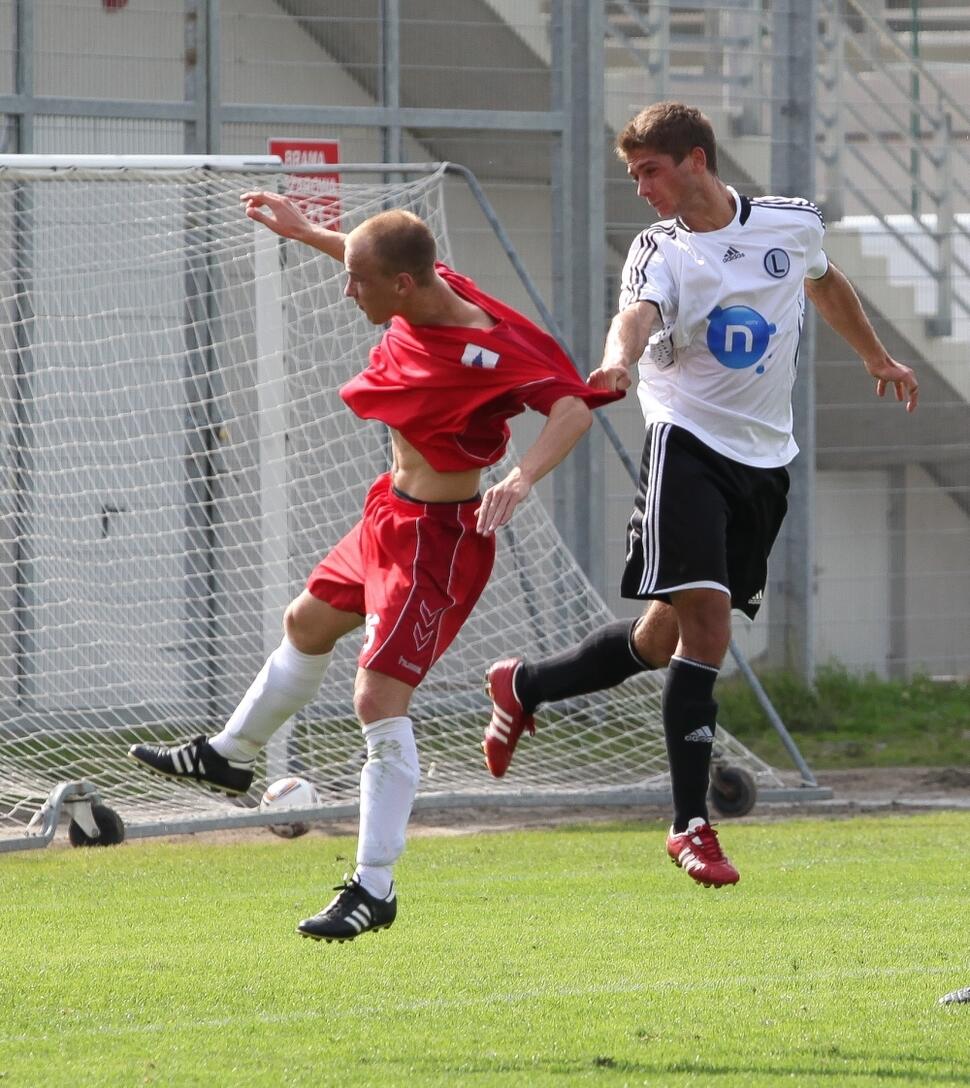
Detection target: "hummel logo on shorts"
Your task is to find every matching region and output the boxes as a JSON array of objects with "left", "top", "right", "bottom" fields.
[
  {"left": 684, "top": 726, "right": 715, "bottom": 743},
  {"left": 722, "top": 245, "right": 745, "bottom": 263}
]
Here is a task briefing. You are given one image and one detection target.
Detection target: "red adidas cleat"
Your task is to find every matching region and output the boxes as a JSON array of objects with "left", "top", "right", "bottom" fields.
[
  {"left": 482, "top": 658, "right": 535, "bottom": 778},
  {"left": 666, "top": 817, "right": 740, "bottom": 887}
]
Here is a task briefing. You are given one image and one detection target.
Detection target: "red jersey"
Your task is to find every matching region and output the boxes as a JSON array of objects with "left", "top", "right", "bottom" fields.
[{"left": 340, "top": 263, "right": 623, "bottom": 471}]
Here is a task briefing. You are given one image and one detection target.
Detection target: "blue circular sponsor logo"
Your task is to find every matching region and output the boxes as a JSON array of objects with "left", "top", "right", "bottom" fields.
[
  {"left": 707, "top": 306, "right": 776, "bottom": 369},
  {"left": 764, "top": 248, "right": 790, "bottom": 278}
]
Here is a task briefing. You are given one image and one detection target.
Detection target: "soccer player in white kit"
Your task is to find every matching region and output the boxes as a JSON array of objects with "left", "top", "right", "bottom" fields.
[{"left": 483, "top": 102, "right": 919, "bottom": 887}]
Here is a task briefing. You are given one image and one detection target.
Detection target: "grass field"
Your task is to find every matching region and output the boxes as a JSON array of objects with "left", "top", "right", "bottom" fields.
[
  {"left": 718, "top": 669, "right": 970, "bottom": 769},
  {"left": 3, "top": 814, "right": 970, "bottom": 1087}
]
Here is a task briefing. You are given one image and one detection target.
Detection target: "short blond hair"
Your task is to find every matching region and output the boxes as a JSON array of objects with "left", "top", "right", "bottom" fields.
[
  {"left": 617, "top": 102, "right": 718, "bottom": 175},
  {"left": 350, "top": 209, "right": 437, "bottom": 284}
]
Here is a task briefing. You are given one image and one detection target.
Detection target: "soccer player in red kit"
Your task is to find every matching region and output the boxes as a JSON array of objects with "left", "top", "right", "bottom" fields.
[{"left": 128, "top": 191, "right": 622, "bottom": 941}]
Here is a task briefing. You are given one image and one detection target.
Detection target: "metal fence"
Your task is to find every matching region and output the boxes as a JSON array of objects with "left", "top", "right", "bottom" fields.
[{"left": 0, "top": 0, "right": 966, "bottom": 680}]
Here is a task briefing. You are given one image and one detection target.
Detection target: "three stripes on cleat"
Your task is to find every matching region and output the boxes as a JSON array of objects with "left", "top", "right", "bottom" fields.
[
  {"left": 670, "top": 853, "right": 731, "bottom": 889},
  {"left": 485, "top": 705, "right": 514, "bottom": 743}
]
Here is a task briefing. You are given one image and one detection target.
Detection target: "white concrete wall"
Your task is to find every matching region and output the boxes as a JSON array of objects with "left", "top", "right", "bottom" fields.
[
  {"left": 903, "top": 464, "right": 970, "bottom": 679},
  {"left": 221, "top": 0, "right": 377, "bottom": 111},
  {"left": 0, "top": 0, "right": 14, "bottom": 99},
  {"left": 35, "top": 0, "right": 184, "bottom": 101},
  {"left": 814, "top": 471, "right": 892, "bottom": 674}
]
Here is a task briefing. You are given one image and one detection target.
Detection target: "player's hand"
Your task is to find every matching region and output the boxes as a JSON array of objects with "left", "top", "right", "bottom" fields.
[
  {"left": 587, "top": 364, "right": 631, "bottom": 394},
  {"left": 476, "top": 470, "right": 531, "bottom": 535},
  {"left": 866, "top": 356, "right": 919, "bottom": 413},
  {"left": 240, "top": 190, "right": 311, "bottom": 242}
]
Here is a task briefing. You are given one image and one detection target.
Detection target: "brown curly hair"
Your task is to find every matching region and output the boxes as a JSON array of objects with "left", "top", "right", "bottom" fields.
[{"left": 616, "top": 102, "right": 718, "bottom": 175}]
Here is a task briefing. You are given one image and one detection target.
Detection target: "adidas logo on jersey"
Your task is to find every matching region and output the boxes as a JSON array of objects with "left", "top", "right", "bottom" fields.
[
  {"left": 748, "top": 589, "right": 764, "bottom": 605},
  {"left": 684, "top": 726, "right": 715, "bottom": 743},
  {"left": 722, "top": 245, "right": 745, "bottom": 263}
]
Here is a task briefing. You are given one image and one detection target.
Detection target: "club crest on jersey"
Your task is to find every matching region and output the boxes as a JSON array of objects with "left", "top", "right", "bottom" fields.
[
  {"left": 764, "top": 248, "right": 791, "bottom": 278},
  {"left": 707, "top": 305, "right": 776, "bottom": 372},
  {"left": 461, "top": 343, "right": 500, "bottom": 369}
]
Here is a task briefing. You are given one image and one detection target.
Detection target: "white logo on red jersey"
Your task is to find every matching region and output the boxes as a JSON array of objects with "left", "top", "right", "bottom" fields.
[{"left": 461, "top": 343, "right": 500, "bottom": 369}]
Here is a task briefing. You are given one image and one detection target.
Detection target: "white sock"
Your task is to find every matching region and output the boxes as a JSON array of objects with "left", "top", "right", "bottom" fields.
[
  {"left": 355, "top": 716, "right": 420, "bottom": 893},
  {"left": 353, "top": 864, "right": 394, "bottom": 901},
  {"left": 209, "top": 637, "right": 331, "bottom": 763}
]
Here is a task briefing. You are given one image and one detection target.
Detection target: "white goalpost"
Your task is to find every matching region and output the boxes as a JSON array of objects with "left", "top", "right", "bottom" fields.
[{"left": 0, "top": 156, "right": 816, "bottom": 851}]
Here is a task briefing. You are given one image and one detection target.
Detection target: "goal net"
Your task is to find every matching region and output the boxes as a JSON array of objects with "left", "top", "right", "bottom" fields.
[{"left": 0, "top": 158, "right": 784, "bottom": 846}]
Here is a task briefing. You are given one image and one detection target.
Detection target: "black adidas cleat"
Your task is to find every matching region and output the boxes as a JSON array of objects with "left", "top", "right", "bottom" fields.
[
  {"left": 127, "top": 735, "right": 254, "bottom": 796},
  {"left": 297, "top": 879, "right": 397, "bottom": 943}
]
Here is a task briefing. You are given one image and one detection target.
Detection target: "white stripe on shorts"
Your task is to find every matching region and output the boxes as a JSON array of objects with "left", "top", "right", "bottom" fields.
[{"left": 639, "top": 423, "right": 671, "bottom": 595}]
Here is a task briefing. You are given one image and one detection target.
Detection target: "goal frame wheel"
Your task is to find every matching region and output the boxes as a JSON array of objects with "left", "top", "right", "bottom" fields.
[
  {"left": 709, "top": 763, "right": 757, "bottom": 817},
  {"left": 68, "top": 803, "right": 126, "bottom": 848}
]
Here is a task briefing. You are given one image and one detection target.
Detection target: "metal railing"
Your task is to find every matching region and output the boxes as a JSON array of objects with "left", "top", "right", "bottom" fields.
[
  {"left": 604, "top": 0, "right": 768, "bottom": 135},
  {"left": 604, "top": 0, "right": 969, "bottom": 342},
  {"left": 818, "top": 0, "right": 970, "bottom": 338}
]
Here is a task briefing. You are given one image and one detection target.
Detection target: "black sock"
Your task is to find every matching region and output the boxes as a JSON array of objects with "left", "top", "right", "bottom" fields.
[
  {"left": 662, "top": 655, "right": 719, "bottom": 832},
  {"left": 515, "top": 619, "right": 652, "bottom": 715}
]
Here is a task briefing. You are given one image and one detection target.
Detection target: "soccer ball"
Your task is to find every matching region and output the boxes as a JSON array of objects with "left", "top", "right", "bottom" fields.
[{"left": 259, "top": 776, "right": 320, "bottom": 839}]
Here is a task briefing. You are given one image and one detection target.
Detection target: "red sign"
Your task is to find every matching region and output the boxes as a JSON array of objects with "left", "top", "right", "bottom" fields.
[{"left": 267, "top": 138, "right": 341, "bottom": 230}]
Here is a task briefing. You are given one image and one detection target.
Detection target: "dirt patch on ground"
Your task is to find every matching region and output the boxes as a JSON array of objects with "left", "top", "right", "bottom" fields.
[
  {"left": 812, "top": 766, "right": 970, "bottom": 805},
  {"left": 137, "top": 766, "right": 970, "bottom": 848},
  {"left": 405, "top": 766, "right": 970, "bottom": 831}
]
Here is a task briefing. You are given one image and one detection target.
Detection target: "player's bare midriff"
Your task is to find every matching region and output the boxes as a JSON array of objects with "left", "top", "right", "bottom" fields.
[{"left": 390, "top": 430, "right": 481, "bottom": 503}]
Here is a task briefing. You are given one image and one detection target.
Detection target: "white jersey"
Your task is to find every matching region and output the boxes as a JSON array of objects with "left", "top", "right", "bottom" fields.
[{"left": 619, "top": 186, "right": 828, "bottom": 467}]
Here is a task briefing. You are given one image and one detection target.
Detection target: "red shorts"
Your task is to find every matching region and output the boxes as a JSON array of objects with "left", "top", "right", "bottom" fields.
[{"left": 306, "top": 473, "right": 496, "bottom": 687}]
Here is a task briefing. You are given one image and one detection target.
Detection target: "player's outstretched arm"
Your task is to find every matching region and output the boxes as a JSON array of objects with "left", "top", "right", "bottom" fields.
[
  {"left": 587, "top": 300, "right": 659, "bottom": 393},
  {"left": 476, "top": 396, "right": 592, "bottom": 535},
  {"left": 240, "top": 190, "right": 347, "bottom": 263},
  {"left": 806, "top": 262, "right": 919, "bottom": 413}
]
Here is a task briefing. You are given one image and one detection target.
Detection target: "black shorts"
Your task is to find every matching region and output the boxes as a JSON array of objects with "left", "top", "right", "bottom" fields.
[{"left": 620, "top": 423, "right": 789, "bottom": 620}]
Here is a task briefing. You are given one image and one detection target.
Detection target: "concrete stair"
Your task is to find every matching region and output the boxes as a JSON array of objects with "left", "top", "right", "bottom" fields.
[{"left": 816, "top": 227, "right": 969, "bottom": 516}]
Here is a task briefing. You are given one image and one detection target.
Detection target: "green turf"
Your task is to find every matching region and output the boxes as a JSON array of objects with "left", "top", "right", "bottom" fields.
[
  {"left": 2, "top": 814, "right": 970, "bottom": 1087},
  {"left": 718, "top": 668, "right": 970, "bottom": 769}
]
